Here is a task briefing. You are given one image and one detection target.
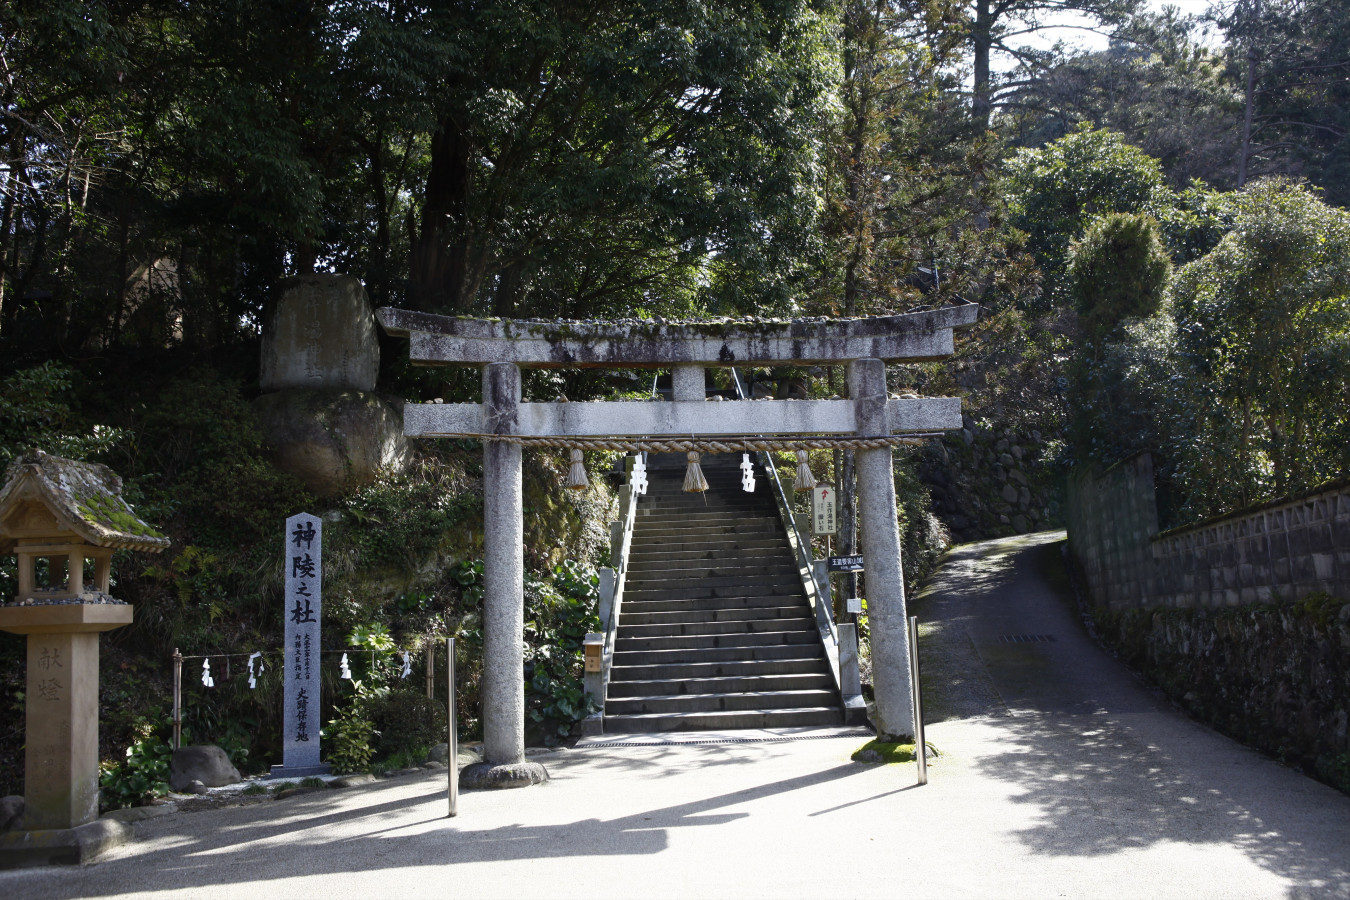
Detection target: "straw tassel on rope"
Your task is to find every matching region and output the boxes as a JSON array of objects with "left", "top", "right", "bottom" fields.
[
  {"left": 793, "top": 450, "right": 816, "bottom": 493},
  {"left": 683, "top": 451, "right": 709, "bottom": 493},
  {"left": 566, "top": 449, "right": 589, "bottom": 490}
]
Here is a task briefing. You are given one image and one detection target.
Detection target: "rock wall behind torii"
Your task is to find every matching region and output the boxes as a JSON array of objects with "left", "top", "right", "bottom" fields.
[{"left": 1066, "top": 452, "right": 1350, "bottom": 611}]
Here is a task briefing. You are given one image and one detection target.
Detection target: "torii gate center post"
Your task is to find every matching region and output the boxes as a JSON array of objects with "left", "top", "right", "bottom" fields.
[{"left": 378, "top": 305, "right": 979, "bottom": 784}]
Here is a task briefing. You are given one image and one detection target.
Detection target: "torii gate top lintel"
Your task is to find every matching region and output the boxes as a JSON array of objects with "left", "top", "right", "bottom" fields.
[{"left": 375, "top": 304, "right": 979, "bottom": 369}]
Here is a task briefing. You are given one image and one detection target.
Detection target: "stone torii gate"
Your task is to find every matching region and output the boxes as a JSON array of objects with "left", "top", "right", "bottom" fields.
[{"left": 378, "top": 304, "right": 978, "bottom": 787}]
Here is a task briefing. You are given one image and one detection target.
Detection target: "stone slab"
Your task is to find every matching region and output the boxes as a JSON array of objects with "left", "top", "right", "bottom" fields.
[
  {"left": 0, "top": 603, "right": 132, "bottom": 635},
  {"left": 0, "top": 819, "right": 130, "bottom": 869},
  {"left": 405, "top": 397, "right": 961, "bottom": 438},
  {"left": 261, "top": 274, "right": 379, "bottom": 392},
  {"left": 379, "top": 304, "right": 979, "bottom": 368}
]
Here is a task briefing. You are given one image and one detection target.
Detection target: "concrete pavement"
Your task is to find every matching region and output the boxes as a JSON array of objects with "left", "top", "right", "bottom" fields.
[{"left": 4, "top": 531, "right": 1349, "bottom": 898}]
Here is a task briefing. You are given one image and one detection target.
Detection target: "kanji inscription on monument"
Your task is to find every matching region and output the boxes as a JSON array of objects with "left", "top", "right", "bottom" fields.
[{"left": 274, "top": 512, "right": 329, "bottom": 776}]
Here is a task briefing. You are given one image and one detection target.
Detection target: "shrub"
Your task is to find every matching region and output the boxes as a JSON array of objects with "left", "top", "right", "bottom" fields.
[{"left": 365, "top": 689, "right": 447, "bottom": 759}]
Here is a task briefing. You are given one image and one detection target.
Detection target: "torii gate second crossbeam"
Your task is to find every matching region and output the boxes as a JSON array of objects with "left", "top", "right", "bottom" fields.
[{"left": 378, "top": 305, "right": 979, "bottom": 788}]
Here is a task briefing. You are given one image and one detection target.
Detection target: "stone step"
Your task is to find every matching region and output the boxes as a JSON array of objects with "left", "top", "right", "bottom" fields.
[
  {"left": 615, "top": 617, "right": 817, "bottom": 639},
  {"left": 605, "top": 671, "right": 835, "bottom": 698},
  {"left": 614, "top": 630, "right": 821, "bottom": 653},
  {"left": 606, "top": 688, "right": 838, "bottom": 716},
  {"left": 628, "top": 536, "right": 788, "bottom": 555},
  {"left": 638, "top": 498, "right": 777, "bottom": 512},
  {"left": 609, "top": 657, "right": 828, "bottom": 681},
  {"left": 623, "top": 577, "right": 799, "bottom": 599},
  {"left": 613, "top": 643, "right": 825, "bottom": 666},
  {"left": 626, "top": 546, "right": 790, "bottom": 564},
  {"left": 621, "top": 594, "right": 802, "bottom": 615},
  {"left": 624, "top": 582, "right": 799, "bottom": 602},
  {"left": 630, "top": 519, "right": 781, "bottom": 535},
  {"left": 602, "top": 707, "right": 843, "bottom": 733},
  {"left": 619, "top": 604, "right": 810, "bottom": 627},
  {"left": 625, "top": 561, "right": 798, "bottom": 580}
]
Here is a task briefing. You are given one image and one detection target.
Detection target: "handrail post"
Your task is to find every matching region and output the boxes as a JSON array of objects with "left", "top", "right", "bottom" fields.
[
  {"left": 172, "top": 648, "right": 183, "bottom": 750},
  {"left": 447, "top": 636, "right": 458, "bottom": 816},
  {"left": 909, "top": 616, "right": 927, "bottom": 785}
]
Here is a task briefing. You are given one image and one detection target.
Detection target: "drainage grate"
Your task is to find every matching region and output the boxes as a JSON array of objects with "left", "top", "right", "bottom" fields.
[{"left": 998, "top": 633, "right": 1056, "bottom": 644}]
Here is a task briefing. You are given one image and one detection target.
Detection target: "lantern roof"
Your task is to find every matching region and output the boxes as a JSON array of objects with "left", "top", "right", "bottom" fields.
[{"left": 0, "top": 451, "right": 170, "bottom": 554}]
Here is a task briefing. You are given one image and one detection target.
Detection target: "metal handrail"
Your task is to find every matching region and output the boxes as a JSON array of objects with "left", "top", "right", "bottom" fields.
[
  {"left": 729, "top": 369, "right": 842, "bottom": 689},
  {"left": 585, "top": 375, "right": 658, "bottom": 724}
]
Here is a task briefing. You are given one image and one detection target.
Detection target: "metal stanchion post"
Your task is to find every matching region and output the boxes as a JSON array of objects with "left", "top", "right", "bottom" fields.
[
  {"left": 172, "top": 648, "right": 183, "bottom": 750},
  {"left": 908, "top": 616, "right": 927, "bottom": 785},
  {"left": 447, "top": 636, "right": 458, "bottom": 817}
]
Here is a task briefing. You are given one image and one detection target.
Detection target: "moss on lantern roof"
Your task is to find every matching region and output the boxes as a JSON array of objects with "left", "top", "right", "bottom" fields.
[{"left": 0, "top": 450, "right": 169, "bottom": 552}]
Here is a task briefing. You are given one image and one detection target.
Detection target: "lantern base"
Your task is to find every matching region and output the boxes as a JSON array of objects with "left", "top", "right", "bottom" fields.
[{"left": 0, "top": 819, "right": 130, "bottom": 870}]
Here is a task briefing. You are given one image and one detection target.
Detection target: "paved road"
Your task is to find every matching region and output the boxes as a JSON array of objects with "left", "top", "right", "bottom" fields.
[{"left": 5, "top": 532, "right": 1349, "bottom": 899}]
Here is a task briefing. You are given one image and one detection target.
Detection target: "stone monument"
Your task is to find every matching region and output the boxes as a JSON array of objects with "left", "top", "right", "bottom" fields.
[
  {"left": 0, "top": 451, "right": 168, "bottom": 867},
  {"left": 254, "top": 274, "right": 411, "bottom": 496},
  {"left": 269, "top": 512, "right": 330, "bottom": 777}
]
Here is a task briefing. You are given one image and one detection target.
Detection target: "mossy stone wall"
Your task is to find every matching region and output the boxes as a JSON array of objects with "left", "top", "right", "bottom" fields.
[{"left": 1092, "top": 596, "right": 1350, "bottom": 793}]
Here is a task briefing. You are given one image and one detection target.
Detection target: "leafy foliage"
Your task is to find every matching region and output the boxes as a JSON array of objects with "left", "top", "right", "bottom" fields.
[
  {"left": 1168, "top": 178, "right": 1350, "bottom": 512},
  {"left": 524, "top": 560, "right": 602, "bottom": 738},
  {"left": 0, "top": 362, "right": 126, "bottom": 471},
  {"left": 99, "top": 732, "right": 172, "bottom": 810},
  {"left": 325, "top": 693, "right": 379, "bottom": 775},
  {"left": 1068, "top": 212, "right": 1171, "bottom": 335},
  {"left": 1006, "top": 126, "right": 1170, "bottom": 307}
]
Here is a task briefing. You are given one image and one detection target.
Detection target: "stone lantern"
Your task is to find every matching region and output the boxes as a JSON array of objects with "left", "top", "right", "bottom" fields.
[{"left": 0, "top": 451, "right": 167, "bottom": 864}]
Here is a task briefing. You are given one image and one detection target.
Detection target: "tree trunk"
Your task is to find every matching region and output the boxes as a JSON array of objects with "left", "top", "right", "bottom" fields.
[
  {"left": 409, "top": 119, "right": 473, "bottom": 313},
  {"left": 972, "top": 0, "right": 994, "bottom": 132},
  {"left": 1239, "top": 43, "right": 1256, "bottom": 187}
]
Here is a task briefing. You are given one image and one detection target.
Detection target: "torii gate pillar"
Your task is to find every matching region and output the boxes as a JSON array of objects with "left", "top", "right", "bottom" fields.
[
  {"left": 461, "top": 362, "right": 548, "bottom": 788},
  {"left": 850, "top": 358, "right": 914, "bottom": 741}
]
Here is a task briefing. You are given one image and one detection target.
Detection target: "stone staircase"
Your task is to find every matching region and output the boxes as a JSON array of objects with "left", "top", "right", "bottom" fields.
[{"left": 603, "top": 453, "right": 842, "bottom": 732}]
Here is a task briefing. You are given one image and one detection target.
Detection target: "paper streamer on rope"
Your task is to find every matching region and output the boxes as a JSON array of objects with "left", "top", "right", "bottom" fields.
[
  {"left": 248, "top": 651, "right": 264, "bottom": 689},
  {"left": 566, "top": 449, "right": 589, "bottom": 490},
  {"left": 400, "top": 650, "right": 412, "bottom": 680},
  {"left": 740, "top": 453, "right": 756, "bottom": 492},
  {"left": 630, "top": 456, "right": 648, "bottom": 495},
  {"left": 792, "top": 450, "right": 816, "bottom": 493},
  {"left": 201, "top": 658, "right": 215, "bottom": 688},
  {"left": 339, "top": 652, "right": 352, "bottom": 680},
  {"left": 683, "top": 450, "right": 709, "bottom": 493}
]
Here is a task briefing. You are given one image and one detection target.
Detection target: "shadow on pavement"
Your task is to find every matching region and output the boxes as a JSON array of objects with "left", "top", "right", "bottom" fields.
[
  {"left": 3, "top": 745, "right": 871, "bottom": 897},
  {"left": 921, "top": 531, "right": 1350, "bottom": 897}
]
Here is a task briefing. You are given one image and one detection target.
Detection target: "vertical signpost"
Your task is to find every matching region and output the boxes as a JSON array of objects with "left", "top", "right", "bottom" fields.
[
  {"left": 811, "top": 484, "right": 837, "bottom": 538},
  {"left": 272, "top": 512, "right": 330, "bottom": 777}
]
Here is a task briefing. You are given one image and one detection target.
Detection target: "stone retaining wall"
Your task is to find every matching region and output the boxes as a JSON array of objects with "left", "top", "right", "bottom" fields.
[
  {"left": 1066, "top": 452, "right": 1350, "bottom": 611},
  {"left": 1091, "top": 596, "right": 1350, "bottom": 793}
]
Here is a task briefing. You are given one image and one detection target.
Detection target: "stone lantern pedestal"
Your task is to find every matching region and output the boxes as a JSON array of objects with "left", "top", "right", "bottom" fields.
[
  {"left": 0, "top": 605, "right": 133, "bottom": 830},
  {"left": 0, "top": 451, "right": 168, "bottom": 868}
]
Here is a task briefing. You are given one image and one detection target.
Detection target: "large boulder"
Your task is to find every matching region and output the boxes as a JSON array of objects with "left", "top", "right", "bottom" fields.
[
  {"left": 169, "top": 746, "right": 240, "bottom": 792},
  {"left": 254, "top": 389, "right": 411, "bottom": 497},
  {"left": 260, "top": 274, "right": 379, "bottom": 392}
]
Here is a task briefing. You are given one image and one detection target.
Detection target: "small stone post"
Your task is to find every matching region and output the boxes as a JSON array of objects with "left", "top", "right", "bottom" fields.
[
  {"left": 671, "top": 365, "right": 705, "bottom": 402},
  {"left": 848, "top": 358, "right": 915, "bottom": 740},
  {"left": 461, "top": 362, "right": 547, "bottom": 788}
]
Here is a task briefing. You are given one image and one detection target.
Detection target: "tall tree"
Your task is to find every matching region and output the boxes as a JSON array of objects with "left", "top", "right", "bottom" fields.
[
  {"left": 402, "top": 0, "right": 837, "bottom": 319},
  {"left": 999, "top": 8, "right": 1241, "bottom": 188},
  {"left": 969, "top": 0, "right": 1142, "bottom": 130},
  {"left": 1218, "top": 0, "right": 1350, "bottom": 203}
]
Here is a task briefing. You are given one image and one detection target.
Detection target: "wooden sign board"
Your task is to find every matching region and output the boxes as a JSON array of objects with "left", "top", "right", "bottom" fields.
[
  {"left": 811, "top": 485, "right": 837, "bottom": 535},
  {"left": 828, "top": 555, "right": 865, "bottom": 573}
]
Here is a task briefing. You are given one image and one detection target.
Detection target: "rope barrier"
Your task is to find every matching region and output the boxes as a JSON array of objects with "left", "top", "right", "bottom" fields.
[{"left": 460, "top": 433, "right": 940, "bottom": 453}]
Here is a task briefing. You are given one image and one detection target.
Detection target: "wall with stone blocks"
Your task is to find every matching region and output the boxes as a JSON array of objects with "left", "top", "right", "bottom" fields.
[
  {"left": 1066, "top": 453, "right": 1350, "bottom": 611},
  {"left": 1065, "top": 453, "right": 1162, "bottom": 611}
]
